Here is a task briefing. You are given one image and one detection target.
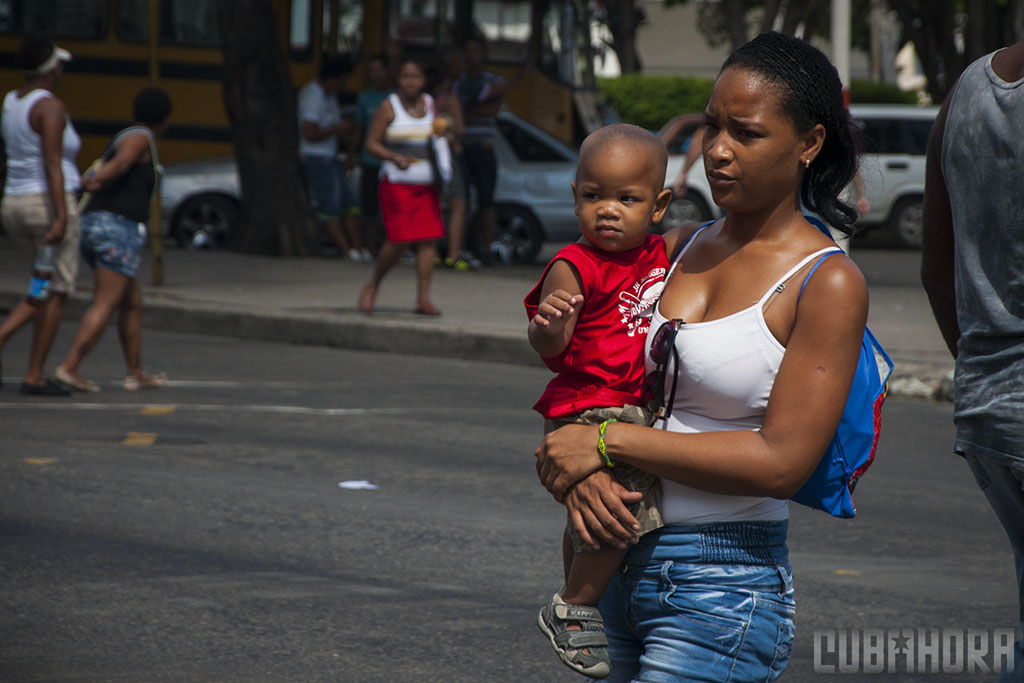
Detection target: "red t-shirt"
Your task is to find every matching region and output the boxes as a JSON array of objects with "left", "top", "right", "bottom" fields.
[{"left": 524, "top": 235, "right": 669, "bottom": 418}]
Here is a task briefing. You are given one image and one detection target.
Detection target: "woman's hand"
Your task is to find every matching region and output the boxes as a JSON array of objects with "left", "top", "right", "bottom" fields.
[
  {"left": 44, "top": 216, "right": 66, "bottom": 245},
  {"left": 82, "top": 175, "right": 102, "bottom": 192},
  {"left": 564, "top": 470, "right": 643, "bottom": 550},
  {"left": 535, "top": 423, "right": 606, "bottom": 500}
]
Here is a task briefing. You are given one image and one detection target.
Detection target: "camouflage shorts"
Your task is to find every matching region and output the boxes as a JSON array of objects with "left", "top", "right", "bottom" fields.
[{"left": 546, "top": 405, "right": 664, "bottom": 553}]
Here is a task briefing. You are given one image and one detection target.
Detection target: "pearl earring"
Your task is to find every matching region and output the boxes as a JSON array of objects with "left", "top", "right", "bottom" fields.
[{"left": 803, "top": 158, "right": 811, "bottom": 168}]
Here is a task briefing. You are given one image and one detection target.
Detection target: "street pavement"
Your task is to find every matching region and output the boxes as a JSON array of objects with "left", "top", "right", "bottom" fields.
[{"left": 0, "top": 235, "right": 954, "bottom": 401}]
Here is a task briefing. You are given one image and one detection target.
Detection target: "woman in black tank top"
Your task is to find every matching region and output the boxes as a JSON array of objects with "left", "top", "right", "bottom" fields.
[{"left": 54, "top": 88, "right": 172, "bottom": 394}]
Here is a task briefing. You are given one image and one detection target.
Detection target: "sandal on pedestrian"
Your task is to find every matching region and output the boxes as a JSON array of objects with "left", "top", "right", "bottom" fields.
[
  {"left": 20, "top": 379, "right": 71, "bottom": 396},
  {"left": 413, "top": 303, "right": 441, "bottom": 316},
  {"left": 358, "top": 285, "right": 375, "bottom": 314},
  {"left": 55, "top": 366, "right": 101, "bottom": 393},
  {"left": 537, "top": 593, "right": 611, "bottom": 679},
  {"left": 123, "top": 372, "right": 167, "bottom": 391}
]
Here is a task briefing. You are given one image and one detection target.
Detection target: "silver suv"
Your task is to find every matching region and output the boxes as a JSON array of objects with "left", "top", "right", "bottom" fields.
[{"left": 663, "top": 104, "right": 939, "bottom": 248}]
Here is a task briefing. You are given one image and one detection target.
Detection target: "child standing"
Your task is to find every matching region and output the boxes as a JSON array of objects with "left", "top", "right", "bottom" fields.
[{"left": 525, "top": 124, "right": 674, "bottom": 679}]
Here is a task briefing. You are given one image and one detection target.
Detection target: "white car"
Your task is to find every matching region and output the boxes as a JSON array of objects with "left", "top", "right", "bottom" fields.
[
  {"left": 659, "top": 104, "right": 940, "bottom": 247},
  {"left": 849, "top": 104, "right": 939, "bottom": 248},
  {"left": 160, "top": 111, "right": 580, "bottom": 263}
]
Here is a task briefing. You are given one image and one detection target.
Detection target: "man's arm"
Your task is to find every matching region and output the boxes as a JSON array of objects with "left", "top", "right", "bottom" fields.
[{"left": 920, "top": 92, "right": 960, "bottom": 358}]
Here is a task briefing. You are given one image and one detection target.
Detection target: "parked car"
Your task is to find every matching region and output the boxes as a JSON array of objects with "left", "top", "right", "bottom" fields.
[
  {"left": 658, "top": 114, "right": 721, "bottom": 227},
  {"left": 160, "top": 156, "right": 240, "bottom": 249},
  {"left": 657, "top": 104, "right": 940, "bottom": 247},
  {"left": 160, "top": 111, "right": 580, "bottom": 263},
  {"left": 848, "top": 104, "right": 939, "bottom": 248}
]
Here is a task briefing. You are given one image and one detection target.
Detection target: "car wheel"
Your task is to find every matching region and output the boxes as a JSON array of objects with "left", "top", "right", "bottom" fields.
[
  {"left": 171, "top": 194, "right": 239, "bottom": 248},
  {"left": 664, "top": 192, "right": 713, "bottom": 228},
  {"left": 470, "top": 204, "right": 544, "bottom": 265},
  {"left": 888, "top": 195, "right": 924, "bottom": 249}
]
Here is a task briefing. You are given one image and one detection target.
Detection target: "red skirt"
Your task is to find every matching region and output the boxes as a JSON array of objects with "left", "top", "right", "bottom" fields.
[{"left": 378, "top": 176, "right": 445, "bottom": 243}]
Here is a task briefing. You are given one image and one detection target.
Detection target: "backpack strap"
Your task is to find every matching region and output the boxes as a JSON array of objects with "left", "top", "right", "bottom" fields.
[{"left": 797, "top": 249, "right": 844, "bottom": 301}]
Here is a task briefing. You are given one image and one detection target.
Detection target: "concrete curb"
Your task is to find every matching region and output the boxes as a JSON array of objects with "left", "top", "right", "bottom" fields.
[{"left": 0, "top": 290, "right": 952, "bottom": 402}]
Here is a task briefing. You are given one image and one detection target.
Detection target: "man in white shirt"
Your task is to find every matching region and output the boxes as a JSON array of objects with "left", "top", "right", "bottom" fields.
[{"left": 297, "top": 55, "right": 364, "bottom": 259}]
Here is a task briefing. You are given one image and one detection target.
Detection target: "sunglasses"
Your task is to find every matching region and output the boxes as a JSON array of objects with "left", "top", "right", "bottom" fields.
[{"left": 644, "top": 318, "right": 684, "bottom": 420}]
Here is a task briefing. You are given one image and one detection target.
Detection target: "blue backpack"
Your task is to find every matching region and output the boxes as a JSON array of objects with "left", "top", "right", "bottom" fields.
[{"left": 789, "top": 220, "right": 894, "bottom": 518}]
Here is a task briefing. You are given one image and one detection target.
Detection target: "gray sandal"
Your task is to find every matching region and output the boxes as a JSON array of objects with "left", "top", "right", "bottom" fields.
[{"left": 537, "top": 597, "right": 612, "bottom": 679}]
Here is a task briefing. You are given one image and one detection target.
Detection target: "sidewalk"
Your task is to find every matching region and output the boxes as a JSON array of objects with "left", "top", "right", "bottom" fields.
[{"left": 0, "top": 236, "right": 954, "bottom": 401}]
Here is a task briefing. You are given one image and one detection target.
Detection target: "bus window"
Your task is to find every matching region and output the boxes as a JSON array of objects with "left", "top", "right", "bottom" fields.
[
  {"left": 472, "top": 0, "right": 530, "bottom": 64},
  {"left": 290, "top": 0, "right": 313, "bottom": 61},
  {"left": 0, "top": 0, "right": 106, "bottom": 39},
  {"left": 323, "top": 0, "right": 363, "bottom": 57},
  {"left": 539, "top": 0, "right": 593, "bottom": 89},
  {"left": 117, "top": 0, "right": 221, "bottom": 46},
  {"left": 387, "top": 0, "right": 448, "bottom": 50}
]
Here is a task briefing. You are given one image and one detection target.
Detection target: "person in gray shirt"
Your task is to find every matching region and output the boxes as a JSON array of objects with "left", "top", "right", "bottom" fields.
[{"left": 922, "top": 38, "right": 1024, "bottom": 683}]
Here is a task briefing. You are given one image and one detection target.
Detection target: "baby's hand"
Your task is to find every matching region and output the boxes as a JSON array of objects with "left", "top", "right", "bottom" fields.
[{"left": 531, "top": 290, "right": 583, "bottom": 334}]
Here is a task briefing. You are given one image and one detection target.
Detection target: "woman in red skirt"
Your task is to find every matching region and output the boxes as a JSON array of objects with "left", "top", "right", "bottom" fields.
[{"left": 359, "top": 59, "right": 446, "bottom": 316}]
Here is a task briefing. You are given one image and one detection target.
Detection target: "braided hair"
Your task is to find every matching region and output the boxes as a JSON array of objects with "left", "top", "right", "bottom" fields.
[{"left": 722, "top": 32, "right": 859, "bottom": 234}]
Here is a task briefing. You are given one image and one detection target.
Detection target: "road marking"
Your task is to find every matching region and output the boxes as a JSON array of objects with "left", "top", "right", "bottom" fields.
[
  {"left": 24, "top": 457, "right": 57, "bottom": 465},
  {"left": 122, "top": 432, "right": 158, "bottom": 446},
  {"left": 162, "top": 380, "right": 350, "bottom": 389},
  {"left": 834, "top": 569, "right": 861, "bottom": 576},
  {"left": 140, "top": 405, "right": 176, "bottom": 415},
  {"left": 0, "top": 403, "right": 403, "bottom": 416}
]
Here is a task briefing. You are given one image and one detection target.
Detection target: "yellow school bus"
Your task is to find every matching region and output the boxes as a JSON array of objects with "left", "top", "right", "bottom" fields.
[{"left": 0, "top": 0, "right": 599, "bottom": 166}]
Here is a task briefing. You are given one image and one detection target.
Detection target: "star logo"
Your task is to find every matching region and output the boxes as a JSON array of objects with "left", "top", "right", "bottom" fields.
[{"left": 891, "top": 633, "right": 911, "bottom": 653}]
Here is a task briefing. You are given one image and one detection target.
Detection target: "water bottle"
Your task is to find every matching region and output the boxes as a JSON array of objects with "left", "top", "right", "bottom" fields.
[{"left": 27, "top": 246, "right": 56, "bottom": 303}]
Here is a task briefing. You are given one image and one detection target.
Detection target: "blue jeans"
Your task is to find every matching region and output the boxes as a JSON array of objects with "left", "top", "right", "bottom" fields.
[
  {"left": 598, "top": 521, "right": 795, "bottom": 683},
  {"left": 966, "top": 453, "right": 1024, "bottom": 682},
  {"left": 302, "top": 155, "right": 359, "bottom": 220}
]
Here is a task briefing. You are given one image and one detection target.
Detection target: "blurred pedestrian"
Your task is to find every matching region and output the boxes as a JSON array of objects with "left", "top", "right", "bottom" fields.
[
  {"left": 384, "top": 38, "right": 403, "bottom": 88},
  {"left": 430, "top": 48, "right": 476, "bottom": 271},
  {"left": 354, "top": 53, "right": 392, "bottom": 259},
  {"left": 54, "top": 87, "right": 172, "bottom": 393},
  {"left": 452, "top": 35, "right": 532, "bottom": 264},
  {"left": 358, "top": 59, "right": 448, "bottom": 316},
  {"left": 666, "top": 124, "right": 703, "bottom": 199},
  {"left": 921, "top": 37, "right": 1024, "bottom": 682},
  {"left": 298, "top": 54, "right": 364, "bottom": 259},
  {"left": 0, "top": 34, "right": 80, "bottom": 396}
]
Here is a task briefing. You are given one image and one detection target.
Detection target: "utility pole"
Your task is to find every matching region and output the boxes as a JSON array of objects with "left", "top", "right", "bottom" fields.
[
  {"left": 148, "top": 0, "right": 164, "bottom": 285},
  {"left": 831, "top": 0, "right": 854, "bottom": 252},
  {"left": 831, "top": 0, "right": 851, "bottom": 105}
]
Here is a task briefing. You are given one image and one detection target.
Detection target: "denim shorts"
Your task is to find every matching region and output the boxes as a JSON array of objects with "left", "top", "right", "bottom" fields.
[
  {"left": 598, "top": 521, "right": 796, "bottom": 682},
  {"left": 303, "top": 155, "right": 359, "bottom": 220},
  {"left": 80, "top": 210, "right": 146, "bottom": 278}
]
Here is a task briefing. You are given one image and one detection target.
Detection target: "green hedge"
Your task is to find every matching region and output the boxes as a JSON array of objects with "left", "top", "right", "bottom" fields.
[
  {"left": 599, "top": 75, "right": 713, "bottom": 131},
  {"left": 600, "top": 75, "right": 918, "bottom": 131},
  {"left": 848, "top": 80, "right": 919, "bottom": 105}
]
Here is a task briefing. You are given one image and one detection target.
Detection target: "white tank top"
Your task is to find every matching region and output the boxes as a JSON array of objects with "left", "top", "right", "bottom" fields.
[
  {"left": 380, "top": 92, "right": 435, "bottom": 186},
  {"left": 2, "top": 89, "right": 81, "bottom": 195},
  {"left": 647, "top": 225, "right": 840, "bottom": 524}
]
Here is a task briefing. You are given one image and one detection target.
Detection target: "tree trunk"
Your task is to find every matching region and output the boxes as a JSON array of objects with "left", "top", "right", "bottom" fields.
[
  {"left": 216, "top": 0, "right": 318, "bottom": 256},
  {"left": 890, "top": 0, "right": 961, "bottom": 103},
  {"left": 759, "top": 0, "right": 783, "bottom": 34},
  {"left": 606, "top": 0, "right": 643, "bottom": 73},
  {"left": 722, "top": 0, "right": 751, "bottom": 52}
]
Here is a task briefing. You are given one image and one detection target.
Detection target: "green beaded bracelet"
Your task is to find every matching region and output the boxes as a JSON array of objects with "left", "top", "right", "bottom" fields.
[{"left": 597, "top": 418, "right": 618, "bottom": 468}]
